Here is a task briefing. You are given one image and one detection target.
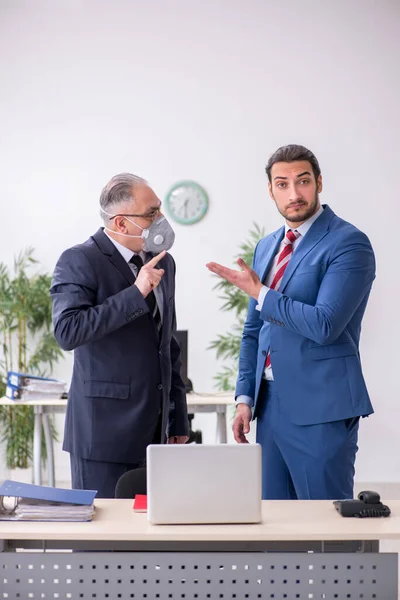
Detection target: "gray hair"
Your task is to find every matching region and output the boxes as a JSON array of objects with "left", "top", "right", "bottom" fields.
[{"left": 99, "top": 173, "right": 148, "bottom": 222}]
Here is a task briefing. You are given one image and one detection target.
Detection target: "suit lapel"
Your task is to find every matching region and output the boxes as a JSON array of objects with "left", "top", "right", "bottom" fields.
[
  {"left": 108, "top": 250, "right": 136, "bottom": 286},
  {"left": 92, "top": 228, "right": 135, "bottom": 285},
  {"left": 279, "top": 205, "right": 334, "bottom": 293},
  {"left": 157, "top": 256, "right": 169, "bottom": 342},
  {"left": 259, "top": 227, "right": 284, "bottom": 283},
  {"left": 92, "top": 229, "right": 163, "bottom": 340}
]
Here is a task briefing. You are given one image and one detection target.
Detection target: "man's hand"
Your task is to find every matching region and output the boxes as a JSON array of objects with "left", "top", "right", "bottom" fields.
[
  {"left": 134, "top": 250, "right": 166, "bottom": 298},
  {"left": 206, "top": 258, "right": 263, "bottom": 300},
  {"left": 167, "top": 435, "right": 189, "bottom": 444},
  {"left": 232, "top": 403, "right": 252, "bottom": 443}
]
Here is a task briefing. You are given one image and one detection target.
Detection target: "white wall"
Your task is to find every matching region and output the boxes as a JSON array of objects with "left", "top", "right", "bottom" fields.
[{"left": 0, "top": 0, "right": 399, "bottom": 483}]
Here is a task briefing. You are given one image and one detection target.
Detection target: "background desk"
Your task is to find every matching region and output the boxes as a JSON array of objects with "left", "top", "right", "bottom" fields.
[
  {"left": 0, "top": 392, "right": 234, "bottom": 487},
  {"left": 0, "top": 500, "right": 398, "bottom": 598}
]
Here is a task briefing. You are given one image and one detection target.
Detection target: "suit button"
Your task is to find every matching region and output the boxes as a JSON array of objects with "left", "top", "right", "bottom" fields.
[
  {"left": 262, "top": 350, "right": 266, "bottom": 356},
  {"left": 159, "top": 350, "right": 163, "bottom": 356},
  {"left": 157, "top": 384, "right": 163, "bottom": 390}
]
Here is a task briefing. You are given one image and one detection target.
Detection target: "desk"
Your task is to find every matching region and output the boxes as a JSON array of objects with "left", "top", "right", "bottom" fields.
[
  {"left": 0, "top": 500, "right": 398, "bottom": 598},
  {"left": 0, "top": 392, "right": 234, "bottom": 487}
]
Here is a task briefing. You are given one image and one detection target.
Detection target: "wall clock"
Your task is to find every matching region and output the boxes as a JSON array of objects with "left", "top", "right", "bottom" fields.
[{"left": 165, "top": 180, "right": 209, "bottom": 225}]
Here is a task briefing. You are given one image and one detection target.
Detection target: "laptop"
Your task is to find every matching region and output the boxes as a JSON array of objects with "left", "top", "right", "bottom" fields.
[{"left": 146, "top": 443, "right": 262, "bottom": 524}]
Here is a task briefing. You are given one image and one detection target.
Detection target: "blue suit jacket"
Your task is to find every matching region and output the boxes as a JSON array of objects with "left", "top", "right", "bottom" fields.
[
  {"left": 236, "top": 205, "right": 375, "bottom": 425},
  {"left": 50, "top": 228, "right": 188, "bottom": 463}
]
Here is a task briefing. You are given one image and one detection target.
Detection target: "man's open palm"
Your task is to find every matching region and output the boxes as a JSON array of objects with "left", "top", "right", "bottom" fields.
[{"left": 206, "top": 258, "right": 263, "bottom": 300}]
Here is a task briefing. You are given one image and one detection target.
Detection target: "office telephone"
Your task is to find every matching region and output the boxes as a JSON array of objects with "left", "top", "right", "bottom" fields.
[{"left": 333, "top": 490, "right": 391, "bottom": 518}]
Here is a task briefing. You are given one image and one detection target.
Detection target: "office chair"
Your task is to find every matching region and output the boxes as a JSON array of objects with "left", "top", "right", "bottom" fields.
[
  {"left": 115, "top": 467, "right": 147, "bottom": 499},
  {"left": 188, "top": 413, "right": 202, "bottom": 444}
]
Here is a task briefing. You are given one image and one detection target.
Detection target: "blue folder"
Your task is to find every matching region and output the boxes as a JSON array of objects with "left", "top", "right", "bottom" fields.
[
  {"left": 7, "top": 371, "right": 61, "bottom": 388},
  {"left": 0, "top": 480, "right": 97, "bottom": 505}
]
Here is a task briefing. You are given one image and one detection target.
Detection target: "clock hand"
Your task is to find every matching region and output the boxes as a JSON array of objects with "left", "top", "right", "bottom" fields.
[{"left": 183, "top": 198, "right": 189, "bottom": 219}]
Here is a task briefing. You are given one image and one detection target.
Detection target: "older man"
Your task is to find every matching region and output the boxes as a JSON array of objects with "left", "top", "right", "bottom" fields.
[{"left": 51, "top": 174, "right": 189, "bottom": 497}]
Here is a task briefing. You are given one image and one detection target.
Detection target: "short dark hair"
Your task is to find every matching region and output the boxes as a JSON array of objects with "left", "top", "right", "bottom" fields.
[{"left": 265, "top": 144, "right": 321, "bottom": 182}]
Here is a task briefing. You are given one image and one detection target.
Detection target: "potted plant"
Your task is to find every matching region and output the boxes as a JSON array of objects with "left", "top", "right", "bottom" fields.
[
  {"left": 0, "top": 248, "right": 64, "bottom": 470},
  {"left": 209, "top": 224, "right": 265, "bottom": 390}
]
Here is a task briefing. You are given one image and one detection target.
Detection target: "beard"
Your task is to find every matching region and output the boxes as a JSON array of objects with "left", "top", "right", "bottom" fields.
[{"left": 277, "top": 192, "right": 320, "bottom": 223}]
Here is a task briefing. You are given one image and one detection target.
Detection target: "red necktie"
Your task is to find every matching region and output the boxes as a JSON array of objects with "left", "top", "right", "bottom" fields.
[{"left": 265, "top": 229, "right": 300, "bottom": 368}]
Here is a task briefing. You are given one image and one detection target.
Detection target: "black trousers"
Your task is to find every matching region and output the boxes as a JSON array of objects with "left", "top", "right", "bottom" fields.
[{"left": 70, "top": 413, "right": 163, "bottom": 498}]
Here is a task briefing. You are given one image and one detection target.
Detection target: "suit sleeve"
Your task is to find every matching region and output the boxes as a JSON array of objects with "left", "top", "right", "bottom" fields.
[
  {"left": 235, "top": 241, "right": 264, "bottom": 400},
  {"left": 259, "top": 231, "right": 375, "bottom": 345},
  {"left": 167, "top": 257, "right": 189, "bottom": 437},
  {"left": 50, "top": 248, "right": 150, "bottom": 351}
]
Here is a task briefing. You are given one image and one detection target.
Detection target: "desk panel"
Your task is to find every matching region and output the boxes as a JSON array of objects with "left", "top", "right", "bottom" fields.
[
  {"left": 0, "top": 551, "right": 397, "bottom": 599},
  {"left": 1, "top": 501, "right": 399, "bottom": 598}
]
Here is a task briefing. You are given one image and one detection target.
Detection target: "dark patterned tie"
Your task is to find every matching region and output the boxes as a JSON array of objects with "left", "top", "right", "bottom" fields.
[{"left": 129, "top": 254, "right": 162, "bottom": 331}]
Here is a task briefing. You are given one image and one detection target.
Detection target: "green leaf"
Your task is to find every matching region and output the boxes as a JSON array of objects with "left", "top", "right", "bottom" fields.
[
  {"left": 209, "top": 225, "right": 264, "bottom": 390},
  {"left": 0, "top": 248, "right": 64, "bottom": 470}
]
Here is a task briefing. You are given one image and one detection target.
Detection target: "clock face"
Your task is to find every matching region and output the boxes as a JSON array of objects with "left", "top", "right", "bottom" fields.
[{"left": 165, "top": 181, "right": 209, "bottom": 225}]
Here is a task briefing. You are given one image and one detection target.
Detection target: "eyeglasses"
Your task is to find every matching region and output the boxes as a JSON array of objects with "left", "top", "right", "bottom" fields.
[{"left": 108, "top": 205, "right": 161, "bottom": 222}]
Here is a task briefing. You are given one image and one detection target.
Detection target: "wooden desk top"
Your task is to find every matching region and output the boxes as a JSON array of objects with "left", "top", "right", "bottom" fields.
[
  {"left": 0, "top": 392, "right": 234, "bottom": 408},
  {"left": 1, "top": 500, "right": 399, "bottom": 542},
  {"left": 0, "top": 397, "right": 68, "bottom": 407}
]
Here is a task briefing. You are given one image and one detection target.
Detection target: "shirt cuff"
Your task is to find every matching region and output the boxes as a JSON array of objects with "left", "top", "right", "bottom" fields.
[
  {"left": 236, "top": 395, "right": 253, "bottom": 408},
  {"left": 256, "top": 285, "right": 269, "bottom": 311}
]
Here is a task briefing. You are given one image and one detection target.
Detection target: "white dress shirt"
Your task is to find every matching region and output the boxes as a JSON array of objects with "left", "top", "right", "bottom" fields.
[
  {"left": 237, "top": 205, "right": 324, "bottom": 407},
  {"left": 103, "top": 230, "right": 163, "bottom": 322}
]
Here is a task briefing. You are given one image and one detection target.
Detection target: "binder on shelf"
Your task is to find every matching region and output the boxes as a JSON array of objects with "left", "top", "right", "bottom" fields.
[
  {"left": 7, "top": 371, "right": 64, "bottom": 389},
  {"left": 5, "top": 384, "right": 23, "bottom": 400},
  {"left": 5, "top": 371, "right": 67, "bottom": 401},
  {"left": 0, "top": 480, "right": 97, "bottom": 522},
  {"left": 5, "top": 384, "right": 65, "bottom": 401}
]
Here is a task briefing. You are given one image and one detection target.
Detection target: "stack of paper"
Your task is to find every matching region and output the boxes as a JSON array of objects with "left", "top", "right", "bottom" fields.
[
  {"left": 13, "top": 499, "right": 95, "bottom": 521},
  {"left": 0, "top": 481, "right": 96, "bottom": 522},
  {"left": 6, "top": 371, "right": 67, "bottom": 401}
]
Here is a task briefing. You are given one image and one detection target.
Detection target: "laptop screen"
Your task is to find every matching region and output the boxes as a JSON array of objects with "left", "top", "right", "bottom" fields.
[{"left": 147, "top": 444, "right": 262, "bottom": 525}]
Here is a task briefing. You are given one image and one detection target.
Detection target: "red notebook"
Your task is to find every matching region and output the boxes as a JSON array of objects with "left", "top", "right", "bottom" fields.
[{"left": 133, "top": 494, "right": 147, "bottom": 512}]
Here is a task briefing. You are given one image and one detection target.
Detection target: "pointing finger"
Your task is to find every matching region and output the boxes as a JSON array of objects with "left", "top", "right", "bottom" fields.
[{"left": 147, "top": 250, "right": 166, "bottom": 268}]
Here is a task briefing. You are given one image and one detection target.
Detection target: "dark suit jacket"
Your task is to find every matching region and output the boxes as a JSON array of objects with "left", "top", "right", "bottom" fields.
[{"left": 50, "top": 228, "right": 189, "bottom": 464}]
